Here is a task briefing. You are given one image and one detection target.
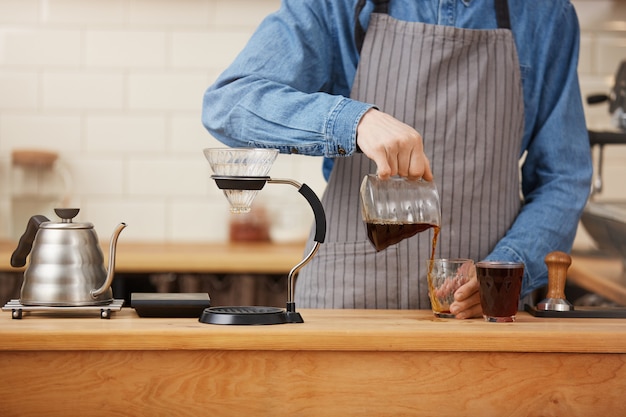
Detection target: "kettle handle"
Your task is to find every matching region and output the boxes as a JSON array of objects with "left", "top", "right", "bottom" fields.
[{"left": 10, "top": 215, "right": 50, "bottom": 268}]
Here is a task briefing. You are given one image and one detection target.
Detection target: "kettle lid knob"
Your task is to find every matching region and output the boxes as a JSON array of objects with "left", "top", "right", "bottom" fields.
[{"left": 54, "top": 208, "right": 80, "bottom": 223}]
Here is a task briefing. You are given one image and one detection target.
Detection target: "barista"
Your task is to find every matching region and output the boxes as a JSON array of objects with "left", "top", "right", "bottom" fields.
[{"left": 202, "top": 0, "right": 592, "bottom": 318}]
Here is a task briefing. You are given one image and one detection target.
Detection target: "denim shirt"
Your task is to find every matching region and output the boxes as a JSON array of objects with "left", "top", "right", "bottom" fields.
[{"left": 202, "top": 0, "right": 592, "bottom": 296}]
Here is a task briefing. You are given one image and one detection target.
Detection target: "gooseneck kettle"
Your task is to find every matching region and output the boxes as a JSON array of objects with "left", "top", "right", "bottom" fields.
[{"left": 10, "top": 208, "right": 126, "bottom": 306}]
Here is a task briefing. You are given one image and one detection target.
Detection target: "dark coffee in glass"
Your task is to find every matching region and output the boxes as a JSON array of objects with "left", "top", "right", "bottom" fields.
[
  {"left": 366, "top": 222, "right": 438, "bottom": 252},
  {"left": 476, "top": 261, "right": 524, "bottom": 322}
]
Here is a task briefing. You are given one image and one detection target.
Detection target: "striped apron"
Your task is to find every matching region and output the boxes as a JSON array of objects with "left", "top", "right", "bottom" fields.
[{"left": 297, "top": 0, "right": 525, "bottom": 309}]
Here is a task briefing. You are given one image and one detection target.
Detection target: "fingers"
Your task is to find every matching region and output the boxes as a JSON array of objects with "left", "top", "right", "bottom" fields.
[
  {"left": 449, "top": 277, "right": 482, "bottom": 319},
  {"left": 400, "top": 138, "right": 428, "bottom": 180},
  {"left": 457, "top": 272, "right": 479, "bottom": 298},
  {"left": 452, "top": 302, "right": 483, "bottom": 320},
  {"left": 412, "top": 152, "right": 433, "bottom": 181},
  {"left": 356, "top": 109, "right": 433, "bottom": 180}
]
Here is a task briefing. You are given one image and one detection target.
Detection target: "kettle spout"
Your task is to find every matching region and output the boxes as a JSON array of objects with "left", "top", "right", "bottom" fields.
[{"left": 91, "top": 222, "right": 127, "bottom": 299}]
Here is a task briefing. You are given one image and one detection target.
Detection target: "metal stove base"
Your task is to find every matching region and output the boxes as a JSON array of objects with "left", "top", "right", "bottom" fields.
[{"left": 2, "top": 299, "right": 124, "bottom": 319}]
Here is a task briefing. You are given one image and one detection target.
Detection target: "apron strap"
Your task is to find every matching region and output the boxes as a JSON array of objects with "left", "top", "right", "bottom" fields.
[
  {"left": 373, "top": 0, "right": 390, "bottom": 13},
  {"left": 354, "top": 0, "right": 367, "bottom": 54},
  {"left": 354, "top": 0, "right": 390, "bottom": 54},
  {"left": 355, "top": 0, "right": 512, "bottom": 54},
  {"left": 495, "top": 0, "right": 511, "bottom": 29}
]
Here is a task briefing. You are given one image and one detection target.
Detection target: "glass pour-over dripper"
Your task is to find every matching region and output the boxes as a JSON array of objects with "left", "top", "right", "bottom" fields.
[{"left": 203, "top": 148, "right": 279, "bottom": 213}]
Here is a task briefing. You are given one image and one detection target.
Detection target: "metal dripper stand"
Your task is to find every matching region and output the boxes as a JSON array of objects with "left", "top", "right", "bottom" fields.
[{"left": 199, "top": 148, "right": 326, "bottom": 325}]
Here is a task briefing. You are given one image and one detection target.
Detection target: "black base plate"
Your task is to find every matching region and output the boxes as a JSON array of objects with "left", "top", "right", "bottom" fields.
[
  {"left": 525, "top": 304, "right": 626, "bottom": 318},
  {"left": 199, "top": 306, "right": 290, "bottom": 325}
]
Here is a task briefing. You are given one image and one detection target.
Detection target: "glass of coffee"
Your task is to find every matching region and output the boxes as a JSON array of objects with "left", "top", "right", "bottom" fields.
[
  {"left": 360, "top": 174, "right": 441, "bottom": 251},
  {"left": 476, "top": 261, "right": 524, "bottom": 322},
  {"left": 427, "top": 259, "right": 475, "bottom": 318}
]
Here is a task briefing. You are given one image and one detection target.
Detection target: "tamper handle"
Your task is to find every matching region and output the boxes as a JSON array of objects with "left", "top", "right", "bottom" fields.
[
  {"left": 545, "top": 251, "right": 571, "bottom": 299},
  {"left": 537, "top": 251, "right": 573, "bottom": 311}
]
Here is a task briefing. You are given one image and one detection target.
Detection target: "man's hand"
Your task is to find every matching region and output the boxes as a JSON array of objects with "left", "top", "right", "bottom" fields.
[
  {"left": 449, "top": 277, "right": 483, "bottom": 319},
  {"left": 356, "top": 108, "right": 433, "bottom": 180}
]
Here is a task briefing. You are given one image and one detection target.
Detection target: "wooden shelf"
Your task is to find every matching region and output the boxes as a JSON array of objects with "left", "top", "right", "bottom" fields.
[{"left": 1, "top": 240, "right": 307, "bottom": 274}]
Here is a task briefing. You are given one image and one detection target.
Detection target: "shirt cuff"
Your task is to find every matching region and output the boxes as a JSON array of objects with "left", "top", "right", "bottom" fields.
[
  {"left": 324, "top": 97, "right": 375, "bottom": 157},
  {"left": 483, "top": 246, "right": 524, "bottom": 264}
]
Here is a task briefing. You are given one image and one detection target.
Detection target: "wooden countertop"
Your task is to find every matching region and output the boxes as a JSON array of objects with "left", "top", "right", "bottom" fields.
[
  {"left": 0, "top": 240, "right": 307, "bottom": 274},
  {"left": 2, "top": 308, "right": 626, "bottom": 416},
  {"left": 1, "top": 308, "right": 625, "bottom": 353}
]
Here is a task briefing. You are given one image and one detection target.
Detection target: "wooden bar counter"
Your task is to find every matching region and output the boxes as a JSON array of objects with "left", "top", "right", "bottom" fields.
[{"left": 1, "top": 308, "right": 625, "bottom": 416}]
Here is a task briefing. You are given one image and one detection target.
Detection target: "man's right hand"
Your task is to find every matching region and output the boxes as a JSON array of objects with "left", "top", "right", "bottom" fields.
[{"left": 356, "top": 108, "right": 433, "bottom": 181}]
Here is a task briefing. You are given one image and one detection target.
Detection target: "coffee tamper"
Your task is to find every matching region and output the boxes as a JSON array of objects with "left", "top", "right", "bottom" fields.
[{"left": 536, "top": 251, "right": 574, "bottom": 312}]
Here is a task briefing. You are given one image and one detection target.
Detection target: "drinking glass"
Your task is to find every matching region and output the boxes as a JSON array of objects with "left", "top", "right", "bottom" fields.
[
  {"left": 427, "top": 259, "right": 475, "bottom": 318},
  {"left": 476, "top": 261, "right": 524, "bottom": 322}
]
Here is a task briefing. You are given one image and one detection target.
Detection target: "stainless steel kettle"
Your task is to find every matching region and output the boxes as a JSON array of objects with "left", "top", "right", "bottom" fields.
[{"left": 10, "top": 208, "right": 126, "bottom": 306}]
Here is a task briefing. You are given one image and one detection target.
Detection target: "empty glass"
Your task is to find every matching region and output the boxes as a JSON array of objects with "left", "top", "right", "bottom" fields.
[{"left": 360, "top": 174, "right": 441, "bottom": 251}]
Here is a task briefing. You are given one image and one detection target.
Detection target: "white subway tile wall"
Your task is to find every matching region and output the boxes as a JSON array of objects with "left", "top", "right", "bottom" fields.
[{"left": 0, "top": 0, "right": 623, "bottom": 247}]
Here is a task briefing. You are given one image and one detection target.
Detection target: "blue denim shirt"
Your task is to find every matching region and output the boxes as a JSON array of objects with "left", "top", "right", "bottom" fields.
[{"left": 202, "top": 0, "right": 592, "bottom": 296}]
